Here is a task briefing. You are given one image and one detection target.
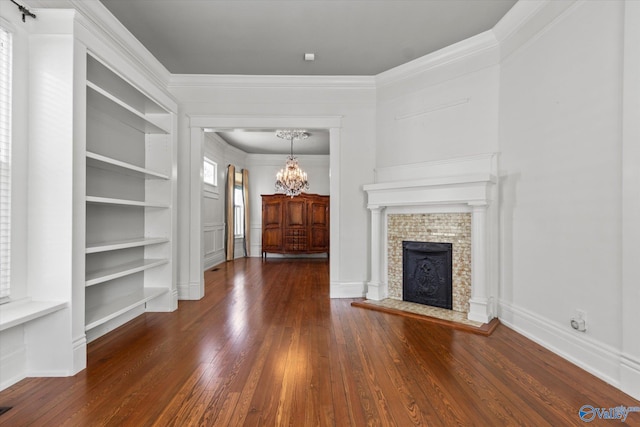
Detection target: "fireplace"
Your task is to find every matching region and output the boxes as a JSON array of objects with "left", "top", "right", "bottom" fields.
[
  {"left": 403, "top": 241, "right": 453, "bottom": 309},
  {"left": 363, "top": 153, "right": 498, "bottom": 323}
]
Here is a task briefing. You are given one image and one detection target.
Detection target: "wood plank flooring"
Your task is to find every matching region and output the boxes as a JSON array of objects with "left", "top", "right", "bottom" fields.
[{"left": 1, "top": 258, "right": 638, "bottom": 426}]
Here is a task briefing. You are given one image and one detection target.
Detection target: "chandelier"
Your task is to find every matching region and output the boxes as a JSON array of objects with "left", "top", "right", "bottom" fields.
[{"left": 275, "top": 129, "right": 309, "bottom": 197}]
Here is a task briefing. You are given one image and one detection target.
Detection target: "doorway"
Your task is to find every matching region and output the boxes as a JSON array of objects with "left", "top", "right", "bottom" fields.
[{"left": 186, "top": 116, "right": 341, "bottom": 299}]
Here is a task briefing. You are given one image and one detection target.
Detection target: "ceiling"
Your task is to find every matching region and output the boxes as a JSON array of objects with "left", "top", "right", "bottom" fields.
[
  {"left": 98, "top": 0, "right": 516, "bottom": 154},
  {"left": 210, "top": 129, "right": 330, "bottom": 155},
  {"left": 99, "top": 0, "right": 516, "bottom": 76}
]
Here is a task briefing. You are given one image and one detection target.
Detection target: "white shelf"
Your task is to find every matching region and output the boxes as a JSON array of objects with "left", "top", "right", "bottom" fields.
[
  {"left": 86, "top": 196, "right": 169, "bottom": 208},
  {"left": 86, "top": 152, "right": 169, "bottom": 180},
  {"left": 86, "top": 237, "right": 169, "bottom": 254},
  {"left": 85, "top": 287, "right": 167, "bottom": 331},
  {"left": 87, "top": 83, "right": 170, "bottom": 134},
  {"left": 87, "top": 54, "right": 167, "bottom": 115},
  {"left": 86, "top": 258, "right": 169, "bottom": 287},
  {"left": 0, "top": 299, "right": 67, "bottom": 332}
]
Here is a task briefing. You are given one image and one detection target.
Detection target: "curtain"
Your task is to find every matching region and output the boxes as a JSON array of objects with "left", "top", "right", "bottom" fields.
[
  {"left": 225, "top": 164, "right": 235, "bottom": 261},
  {"left": 242, "top": 169, "right": 250, "bottom": 257}
]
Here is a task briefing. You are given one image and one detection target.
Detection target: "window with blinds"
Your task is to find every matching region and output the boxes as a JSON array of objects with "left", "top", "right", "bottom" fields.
[{"left": 0, "top": 26, "right": 12, "bottom": 303}]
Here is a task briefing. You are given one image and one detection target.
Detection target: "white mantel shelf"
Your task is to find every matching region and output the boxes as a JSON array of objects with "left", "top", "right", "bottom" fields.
[
  {"left": 363, "top": 172, "right": 496, "bottom": 208},
  {"left": 363, "top": 154, "right": 499, "bottom": 324}
]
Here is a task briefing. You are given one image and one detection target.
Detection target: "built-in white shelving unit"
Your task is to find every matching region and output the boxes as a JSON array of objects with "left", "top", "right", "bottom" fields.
[
  {"left": 86, "top": 237, "right": 169, "bottom": 254},
  {"left": 0, "top": 7, "right": 180, "bottom": 391},
  {"left": 84, "top": 288, "right": 167, "bottom": 331},
  {"left": 85, "top": 258, "right": 170, "bottom": 287},
  {"left": 84, "top": 53, "right": 175, "bottom": 342},
  {"left": 86, "top": 196, "right": 170, "bottom": 208},
  {"left": 86, "top": 152, "right": 169, "bottom": 180}
]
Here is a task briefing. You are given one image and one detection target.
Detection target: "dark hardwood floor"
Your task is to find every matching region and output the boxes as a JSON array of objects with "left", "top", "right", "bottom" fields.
[{"left": 1, "top": 258, "right": 638, "bottom": 426}]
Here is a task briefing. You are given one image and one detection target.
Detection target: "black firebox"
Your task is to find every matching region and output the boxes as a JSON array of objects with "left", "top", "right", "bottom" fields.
[{"left": 402, "top": 241, "right": 453, "bottom": 310}]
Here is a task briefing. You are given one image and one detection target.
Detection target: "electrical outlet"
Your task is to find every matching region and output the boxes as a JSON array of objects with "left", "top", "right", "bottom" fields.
[{"left": 571, "top": 309, "right": 587, "bottom": 332}]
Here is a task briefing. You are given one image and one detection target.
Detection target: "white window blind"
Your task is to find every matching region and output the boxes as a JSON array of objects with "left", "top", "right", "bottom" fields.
[{"left": 0, "top": 26, "right": 12, "bottom": 302}]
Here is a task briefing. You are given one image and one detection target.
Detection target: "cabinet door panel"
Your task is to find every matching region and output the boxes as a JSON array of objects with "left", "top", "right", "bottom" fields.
[
  {"left": 308, "top": 198, "right": 329, "bottom": 252},
  {"left": 309, "top": 228, "right": 329, "bottom": 251},
  {"left": 262, "top": 228, "right": 282, "bottom": 251},
  {"left": 285, "top": 200, "right": 306, "bottom": 227},
  {"left": 263, "top": 201, "right": 282, "bottom": 226},
  {"left": 309, "top": 202, "right": 328, "bottom": 227}
]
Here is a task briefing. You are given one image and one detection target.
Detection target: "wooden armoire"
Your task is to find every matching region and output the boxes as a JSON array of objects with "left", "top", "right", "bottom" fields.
[{"left": 261, "top": 194, "right": 329, "bottom": 257}]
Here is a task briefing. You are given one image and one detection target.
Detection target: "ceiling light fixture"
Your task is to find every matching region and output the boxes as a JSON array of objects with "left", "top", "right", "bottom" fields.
[
  {"left": 275, "top": 129, "right": 309, "bottom": 197},
  {"left": 304, "top": 53, "right": 315, "bottom": 61}
]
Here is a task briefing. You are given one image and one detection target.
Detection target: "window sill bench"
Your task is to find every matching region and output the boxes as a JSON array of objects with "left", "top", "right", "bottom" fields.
[{"left": 0, "top": 299, "right": 67, "bottom": 332}]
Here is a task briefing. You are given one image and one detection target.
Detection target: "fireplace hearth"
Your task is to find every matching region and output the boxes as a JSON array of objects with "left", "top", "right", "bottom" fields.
[{"left": 402, "top": 241, "right": 453, "bottom": 310}]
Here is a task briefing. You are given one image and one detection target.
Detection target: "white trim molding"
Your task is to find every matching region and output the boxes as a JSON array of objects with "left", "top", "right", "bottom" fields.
[
  {"left": 29, "top": 0, "right": 172, "bottom": 90},
  {"left": 330, "top": 281, "right": 367, "bottom": 299},
  {"left": 376, "top": 30, "right": 499, "bottom": 90},
  {"left": 170, "top": 74, "right": 375, "bottom": 89},
  {"left": 499, "top": 300, "right": 621, "bottom": 390}
]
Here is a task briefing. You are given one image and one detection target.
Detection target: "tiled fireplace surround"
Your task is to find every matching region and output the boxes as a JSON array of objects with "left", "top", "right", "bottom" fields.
[{"left": 363, "top": 154, "right": 498, "bottom": 324}]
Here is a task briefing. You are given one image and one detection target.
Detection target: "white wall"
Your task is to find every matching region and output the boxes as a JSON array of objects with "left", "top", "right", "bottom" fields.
[
  {"left": 375, "top": 32, "right": 500, "bottom": 168},
  {"left": 495, "top": 0, "right": 640, "bottom": 398},
  {"left": 171, "top": 78, "right": 376, "bottom": 297},
  {"left": 498, "top": 0, "right": 627, "bottom": 387},
  {"left": 620, "top": 0, "right": 640, "bottom": 399}
]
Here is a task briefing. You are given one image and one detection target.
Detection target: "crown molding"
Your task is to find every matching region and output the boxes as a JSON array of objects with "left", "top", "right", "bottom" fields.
[
  {"left": 27, "top": 0, "right": 172, "bottom": 90},
  {"left": 169, "top": 74, "right": 376, "bottom": 90},
  {"left": 375, "top": 30, "right": 499, "bottom": 88},
  {"left": 493, "top": 0, "right": 578, "bottom": 61}
]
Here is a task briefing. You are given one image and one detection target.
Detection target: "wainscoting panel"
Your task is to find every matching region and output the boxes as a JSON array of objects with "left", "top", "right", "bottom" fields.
[{"left": 204, "top": 222, "right": 225, "bottom": 270}]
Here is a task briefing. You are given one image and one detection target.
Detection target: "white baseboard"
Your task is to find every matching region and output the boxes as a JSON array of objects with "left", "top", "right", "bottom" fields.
[
  {"left": 365, "top": 281, "right": 386, "bottom": 300},
  {"left": 178, "top": 281, "right": 204, "bottom": 300},
  {"left": 0, "top": 344, "right": 26, "bottom": 391},
  {"left": 330, "top": 281, "right": 366, "bottom": 298},
  {"left": 72, "top": 335, "right": 87, "bottom": 374},
  {"left": 204, "top": 251, "right": 225, "bottom": 270},
  {"left": 146, "top": 289, "right": 179, "bottom": 312},
  {"left": 499, "top": 300, "right": 620, "bottom": 390},
  {"left": 621, "top": 354, "right": 640, "bottom": 400}
]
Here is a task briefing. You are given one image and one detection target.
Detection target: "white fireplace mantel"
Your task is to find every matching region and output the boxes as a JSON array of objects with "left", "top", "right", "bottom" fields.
[{"left": 363, "top": 154, "right": 498, "bottom": 324}]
